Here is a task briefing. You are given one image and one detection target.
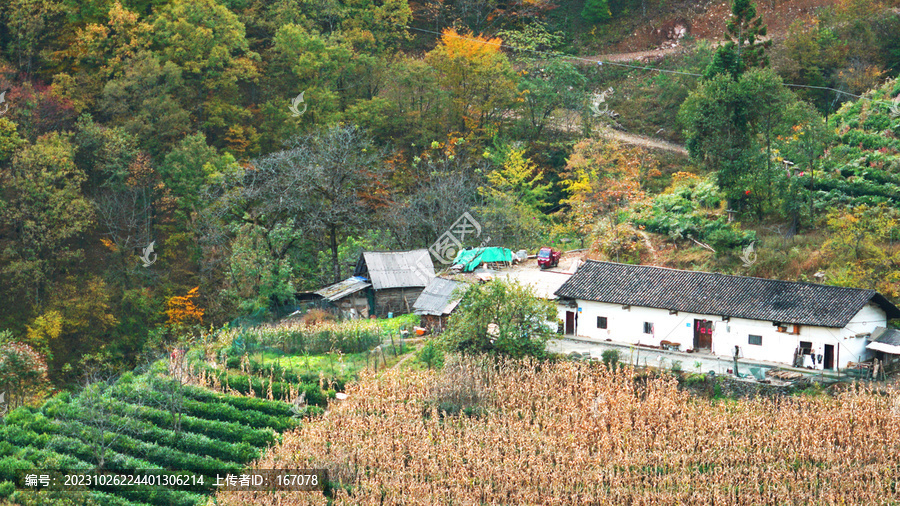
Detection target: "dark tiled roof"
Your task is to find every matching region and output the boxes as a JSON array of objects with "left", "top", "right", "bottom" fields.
[{"left": 555, "top": 261, "right": 900, "bottom": 328}]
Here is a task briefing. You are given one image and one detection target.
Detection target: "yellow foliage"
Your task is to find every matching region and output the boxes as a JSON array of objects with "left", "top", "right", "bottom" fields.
[
  {"left": 166, "top": 287, "right": 204, "bottom": 327},
  {"left": 26, "top": 310, "right": 64, "bottom": 355},
  {"left": 438, "top": 28, "right": 503, "bottom": 60},
  {"left": 100, "top": 237, "right": 118, "bottom": 252}
]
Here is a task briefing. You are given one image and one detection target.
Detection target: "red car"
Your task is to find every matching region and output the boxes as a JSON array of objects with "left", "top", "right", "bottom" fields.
[{"left": 537, "top": 247, "right": 561, "bottom": 269}]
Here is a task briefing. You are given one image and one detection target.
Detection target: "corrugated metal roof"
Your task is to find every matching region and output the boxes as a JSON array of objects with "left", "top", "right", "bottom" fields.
[
  {"left": 315, "top": 276, "right": 371, "bottom": 301},
  {"left": 413, "top": 278, "right": 465, "bottom": 316},
  {"left": 871, "top": 327, "right": 900, "bottom": 346},
  {"left": 358, "top": 249, "right": 435, "bottom": 290},
  {"left": 555, "top": 260, "right": 900, "bottom": 328}
]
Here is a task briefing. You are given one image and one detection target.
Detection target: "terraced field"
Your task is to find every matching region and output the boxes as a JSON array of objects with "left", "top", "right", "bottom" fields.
[{"left": 0, "top": 364, "right": 317, "bottom": 505}]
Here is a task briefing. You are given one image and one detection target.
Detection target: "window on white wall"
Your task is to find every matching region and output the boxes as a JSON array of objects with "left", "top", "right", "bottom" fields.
[
  {"left": 643, "top": 322, "right": 654, "bottom": 334},
  {"left": 597, "top": 316, "right": 608, "bottom": 329},
  {"left": 748, "top": 335, "right": 762, "bottom": 346}
]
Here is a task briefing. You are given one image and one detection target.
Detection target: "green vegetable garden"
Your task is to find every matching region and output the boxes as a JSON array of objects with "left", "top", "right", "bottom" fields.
[{"left": 0, "top": 363, "right": 313, "bottom": 506}]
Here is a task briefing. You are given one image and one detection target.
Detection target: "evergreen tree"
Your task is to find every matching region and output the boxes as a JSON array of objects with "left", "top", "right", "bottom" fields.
[
  {"left": 706, "top": 0, "right": 771, "bottom": 78},
  {"left": 581, "top": 0, "right": 612, "bottom": 24}
]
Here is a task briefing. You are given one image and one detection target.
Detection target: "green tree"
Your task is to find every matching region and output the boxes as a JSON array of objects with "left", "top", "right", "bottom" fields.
[
  {"left": 581, "top": 0, "right": 611, "bottom": 23},
  {"left": 151, "top": 0, "right": 259, "bottom": 139},
  {"left": 159, "top": 133, "right": 240, "bottom": 219},
  {"left": 440, "top": 279, "right": 556, "bottom": 359},
  {"left": 0, "top": 133, "right": 94, "bottom": 308},
  {"left": 517, "top": 59, "right": 586, "bottom": 139},
  {"left": 2, "top": 0, "right": 70, "bottom": 76},
  {"left": 98, "top": 51, "right": 192, "bottom": 157},
  {"left": 224, "top": 222, "right": 299, "bottom": 314},
  {"left": 0, "top": 118, "right": 25, "bottom": 164},
  {"left": 706, "top": 0, "right": 771, "bottom": 78},
  {"left": 679, "top": 73, "right": 751, "bottom": 210},
  {"left": 737, "top": 69, "right": 796, "bottom": 217},
  {"left": 775, "top": 100, "right": 830, "bottom": 226}
]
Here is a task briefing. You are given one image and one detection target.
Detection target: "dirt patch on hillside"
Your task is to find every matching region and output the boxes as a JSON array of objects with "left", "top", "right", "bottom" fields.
[{"left": 613, "top": 0, "right": 839, "bottom": 53}]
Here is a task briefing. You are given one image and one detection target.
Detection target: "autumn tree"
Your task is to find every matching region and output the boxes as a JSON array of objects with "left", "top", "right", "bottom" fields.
[
  {"left": 557, "top": 138, "right": 655, "bottom": 246},
  {"left": 426, "top": 28, "right": 518, "bottom": 134},
  {"left": 0, "top": 340, "right": 50, "bottom": 409},
  {"left": 478, "top": 145, "right": 551, "bottom": 247},
  {"left": 382, "top": 142, "right": 484, "bottom": 251},
  {"left": 27, "top": 276, "right": 119, "bottom": 381},
  {"left": 52, "top": 2, "right": 153, "bottom": 112},
  {"left": 824, "top": 204, "right": 900, "bottom": 298},
  {"left": 166, "top": 286, "right": 204, "bottom": 330}
]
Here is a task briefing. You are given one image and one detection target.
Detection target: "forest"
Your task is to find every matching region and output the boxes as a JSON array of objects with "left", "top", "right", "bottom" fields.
[{"left": 0, "top": 0, "right": 898, "bottom": 395}]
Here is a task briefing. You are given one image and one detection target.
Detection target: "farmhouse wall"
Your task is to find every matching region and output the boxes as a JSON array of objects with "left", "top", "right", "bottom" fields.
[{"left": 573, "top": 300, "right": 886, "bottom": 370}]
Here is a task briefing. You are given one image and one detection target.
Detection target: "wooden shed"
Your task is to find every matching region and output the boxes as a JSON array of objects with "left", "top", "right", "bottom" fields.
[
  {"left": 413, "top": 277, "right": 465, "bottom": 333},
  {"left": 354, "top": 249, "right": 436, "bottom": 317}
]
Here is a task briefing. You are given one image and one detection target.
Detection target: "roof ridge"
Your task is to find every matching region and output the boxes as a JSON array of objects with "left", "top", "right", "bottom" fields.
[{"left": 583, "top": 260, "right": 873, "bottom": 293}]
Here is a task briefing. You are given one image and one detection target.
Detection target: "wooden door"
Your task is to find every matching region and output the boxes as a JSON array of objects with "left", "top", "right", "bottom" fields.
[
  {"left": 824, "top": 344, "right": 834, "bottom": 370},
  {"left": 565, "top": 311, "right": 575, "bottom": 335},
  {"left": 693, "top": 319, "right": 713, "bottom": 350}
]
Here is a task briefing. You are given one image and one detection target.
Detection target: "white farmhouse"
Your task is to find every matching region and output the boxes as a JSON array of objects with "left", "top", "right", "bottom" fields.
[{"left": 555, "top": 261, "right": 900, "bottom": 370}]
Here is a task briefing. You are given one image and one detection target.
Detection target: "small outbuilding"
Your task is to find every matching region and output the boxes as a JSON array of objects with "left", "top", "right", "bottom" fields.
[
  {"left": 867, "top": 327, "right": 900, "bottom": 373},
  {"left": 354, "top": 249, "right": 436, "bottom": 317},
  {"left": 314, "top": 276, "right": 372, "bottom": 319},
  {"left": 413, "top": 277, "right": 465, "bottom": 333}
]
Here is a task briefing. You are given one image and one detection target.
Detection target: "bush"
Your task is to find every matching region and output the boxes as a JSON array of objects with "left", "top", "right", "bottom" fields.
[
  {"left": 417, "top": 340, "right": 444, "bottom": 369},
  {"left": 292, "top": 406, "right": 325, "bottom": 419},
  {"left": 601, "top": 349, "right": 620, "bottom": 370},
  {"left": 103, "top": 400, "right": 276, "bottom": 448},
  {"left": 109, "top": 383, "right": 297, "bottom": 431},
  {"left": 0, "top": 481, "right": 14, "bottom": 498}
]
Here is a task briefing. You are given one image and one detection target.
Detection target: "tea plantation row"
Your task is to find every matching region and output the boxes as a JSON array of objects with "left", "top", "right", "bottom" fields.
[{"left": 0, "top": 365, "right": 328, "bottom": 505}]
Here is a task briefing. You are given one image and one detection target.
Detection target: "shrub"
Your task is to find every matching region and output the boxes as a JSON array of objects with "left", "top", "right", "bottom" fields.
[
  {"left": 0, "top": 481, "right": 14, "bottom": 498},
  {"left": 417, "top": 340, "right": 444, "bottom": 369},
  {"left": 601, "top": 349, "right": 620, "bottom": 370},
  {"left": 103, "top": 400, "right": 276, "bottom": 447}
]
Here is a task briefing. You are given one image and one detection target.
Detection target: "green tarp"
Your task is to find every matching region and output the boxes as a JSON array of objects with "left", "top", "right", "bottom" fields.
[{"left": 452, "top": 247, "right": 514, "bottom": 272}]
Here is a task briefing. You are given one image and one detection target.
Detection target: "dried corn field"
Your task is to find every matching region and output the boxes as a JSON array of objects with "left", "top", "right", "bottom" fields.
[{"left": 217, "top": 357, "right": 900, "bottom": 505}]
